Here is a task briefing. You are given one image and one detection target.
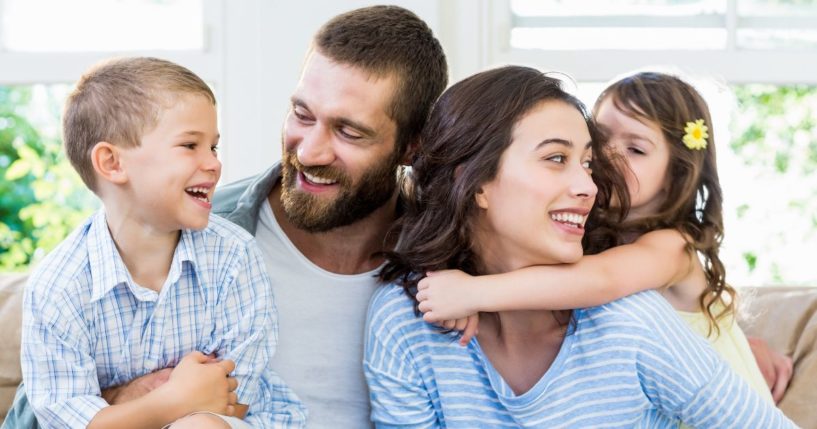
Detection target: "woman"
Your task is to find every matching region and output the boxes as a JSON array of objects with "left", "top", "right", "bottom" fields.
[{"left": 364, "top": 66, "right": 795, "bottom": 428}]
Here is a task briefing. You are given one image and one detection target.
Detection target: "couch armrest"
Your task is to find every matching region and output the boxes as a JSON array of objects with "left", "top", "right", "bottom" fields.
[
  {"left": 0, "top": 273, "right": 26, "bottom": 418},
  {"left": 738, "top": 286, "right": 817, "bottom": 428}
]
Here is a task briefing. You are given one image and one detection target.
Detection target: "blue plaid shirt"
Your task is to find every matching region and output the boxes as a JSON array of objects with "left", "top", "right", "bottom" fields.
[{"left": 21, "top": 210, "right": 306, "bottom": 428}]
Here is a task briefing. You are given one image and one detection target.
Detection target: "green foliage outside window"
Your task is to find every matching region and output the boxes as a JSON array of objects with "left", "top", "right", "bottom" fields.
[
  {"left": 729, "top": 84, "right": 817, "bottom": 284},
  {"left": 0, "top": 86, "right": 97, "bottom": 270}
]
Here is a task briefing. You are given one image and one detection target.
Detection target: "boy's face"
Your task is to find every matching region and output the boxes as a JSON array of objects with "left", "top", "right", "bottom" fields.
[
  {"left": 279, "top": 51, "right": 401, "bottom": 232},
  {"left": 118, "top": 93, "right": 221, "bottom": 232}
]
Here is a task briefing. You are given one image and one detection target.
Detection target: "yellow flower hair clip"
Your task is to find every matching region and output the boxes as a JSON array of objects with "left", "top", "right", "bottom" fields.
[{"left": 683, "top": 119, "right": 708, "bottom": 150}]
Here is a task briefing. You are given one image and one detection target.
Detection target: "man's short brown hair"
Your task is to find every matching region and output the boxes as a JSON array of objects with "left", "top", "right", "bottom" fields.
[
  {"left": 314, "top": 5, "right": 448, "bottom": 156},
  {"left": 63, "top": 57, "right": 215, "bottom": 191}
]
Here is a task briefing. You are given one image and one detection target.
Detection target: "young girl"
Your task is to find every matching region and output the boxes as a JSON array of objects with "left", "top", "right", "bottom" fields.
[{"left": 415, "top": 71, "right": 778, "bottom": 405}]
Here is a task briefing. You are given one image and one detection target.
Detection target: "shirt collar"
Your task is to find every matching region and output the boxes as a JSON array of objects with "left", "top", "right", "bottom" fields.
[{"left": 88, "top": 210, "right": 201, "bottom": 302}]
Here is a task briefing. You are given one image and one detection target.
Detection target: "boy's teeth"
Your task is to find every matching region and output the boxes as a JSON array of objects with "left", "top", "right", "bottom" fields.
[{"left": 303, "top": 171, "right": 337, "bottom": 185}]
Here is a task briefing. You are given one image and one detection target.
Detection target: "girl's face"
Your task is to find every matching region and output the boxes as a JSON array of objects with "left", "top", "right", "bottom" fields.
[
  {"left": 595, "top": 97, "right": 671, "bottom": 220},
  {"left": 473, "top": 100, "right": 597, "bottom": 273}
]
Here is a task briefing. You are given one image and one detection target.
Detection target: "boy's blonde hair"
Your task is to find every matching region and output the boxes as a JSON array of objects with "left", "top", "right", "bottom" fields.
[{"left": 63, "top": 57, "right": 215, "bottom": 191}]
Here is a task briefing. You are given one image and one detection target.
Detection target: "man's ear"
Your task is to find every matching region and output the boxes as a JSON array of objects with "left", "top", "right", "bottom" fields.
[
  {"left": 400, "top": 137, "right": 419, "bottom": 166},
  {"left": 90, "top": 142, "right": 128, "bottom": 185}
]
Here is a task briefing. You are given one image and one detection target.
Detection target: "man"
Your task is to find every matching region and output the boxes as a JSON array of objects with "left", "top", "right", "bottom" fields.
[{"left": 212, "top": 5, "right": 448, "bottom": 427}]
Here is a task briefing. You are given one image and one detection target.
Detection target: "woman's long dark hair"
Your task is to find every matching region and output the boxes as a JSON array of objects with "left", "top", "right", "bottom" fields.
[{"left": 380, "top": 66, "right": 629, "bottom": 305}]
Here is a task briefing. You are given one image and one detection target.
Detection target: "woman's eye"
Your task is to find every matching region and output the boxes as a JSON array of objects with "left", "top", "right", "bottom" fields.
[
  {"left": 582, "top": 159, "right": 592, "bottom": 169},
  {"left": 546, "top": 154, "right": 566, "bottom": 163},
  {"left": 183, "top": 143, "right": 196, "bottom": 150}
]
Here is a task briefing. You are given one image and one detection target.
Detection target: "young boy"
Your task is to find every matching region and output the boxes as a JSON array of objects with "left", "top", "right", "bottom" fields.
[{"left": 18, "top": 57, "right": 305, "bottom": 429}]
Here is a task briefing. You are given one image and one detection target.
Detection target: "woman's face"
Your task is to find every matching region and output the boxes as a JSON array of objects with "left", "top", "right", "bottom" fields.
[
  {"left": 595, "top": 97, "right": 671, "bottom": 220},
  {"left": 474, "top": 100, "right": 597, "bottom": 273}
]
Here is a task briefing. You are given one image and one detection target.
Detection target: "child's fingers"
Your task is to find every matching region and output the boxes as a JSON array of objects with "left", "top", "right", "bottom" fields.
[
  {"left": 216, "top": 359, "right": 236, "bottom": 375},
  {"left": 454, "top": 318, "right": 469, "bottom": 332},
  {"left": 442, "top": 319, "right": 456, "bottom": 330},
  {"left": 418, "top": 300, "right": 431, "bottom": 313},
  {"left": 422, "top": 311, "right": 441, "bottom": 323},
  {"left": 459, "top": 315, "right": 479, "bottom": 346},
  {"left": 227, "top": 376, "right": 239, "bottom": 392},
  {"left": 772, "top": 356, "right": 793, "bottom": 403},
  {"left": 416, "top": 289, "right": 428, "bottom": 301}
]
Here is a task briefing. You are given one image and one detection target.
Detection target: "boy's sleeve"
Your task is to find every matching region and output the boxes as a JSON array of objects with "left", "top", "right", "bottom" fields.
[
  {"left": 363, "top": 288, "right": 441, "bottom": 429},
  {"left": 623, "top": 293, "right": 797, "bottom": 428},
  {"left": 214, "top": 240, "right": 306, "bottom": 428},
  {"left": 21, "top": 281, "right": 108, "bottom": 428}
]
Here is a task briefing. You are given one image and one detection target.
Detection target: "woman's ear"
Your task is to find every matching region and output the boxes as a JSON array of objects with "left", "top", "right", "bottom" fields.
[
  {"left": 475, "top": 187, "right": 489, "bottom": 209},
  {"left": 91, "top": 142, "right": 128, "bottom": 185}
]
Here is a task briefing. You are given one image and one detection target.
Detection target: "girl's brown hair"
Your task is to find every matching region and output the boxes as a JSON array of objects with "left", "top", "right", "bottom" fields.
[
  {"left": 592, "top": 72, "right": 734, "bottom": 335},
  {"left": 380, "top": 66, "right": 629, "bottom": 303}
]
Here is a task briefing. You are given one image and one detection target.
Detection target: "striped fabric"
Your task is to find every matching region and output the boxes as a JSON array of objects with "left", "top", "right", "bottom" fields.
[
  {"left": 365, "top": 284, "right": 797, "bottom": 428},
  {"left": 21, "top": 210, "right": 305, "bottom": 429}
]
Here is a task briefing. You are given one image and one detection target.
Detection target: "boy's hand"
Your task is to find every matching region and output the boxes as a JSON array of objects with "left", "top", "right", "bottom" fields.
[
  {"left": 163, "top": 351, "right": 239, "bottom": 416},
  {"left": 417, "top": 270, "right": 480, "bottom": 321}
]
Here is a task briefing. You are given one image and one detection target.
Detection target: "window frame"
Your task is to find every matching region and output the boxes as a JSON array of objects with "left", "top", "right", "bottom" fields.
[{"left": 488, "top": 0, "right": 817, "bottom": 84}]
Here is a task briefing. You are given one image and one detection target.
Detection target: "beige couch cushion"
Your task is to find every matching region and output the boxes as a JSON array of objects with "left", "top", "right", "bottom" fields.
[
  {"left": 739, "top": 286, "right": 817, "bottom": 429},
  {"left": 0, "top": 273, "right": 25, "bottom": 419}
]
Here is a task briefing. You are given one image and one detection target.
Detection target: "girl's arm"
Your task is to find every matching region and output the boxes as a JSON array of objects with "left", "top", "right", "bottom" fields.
[{"left": 417, "top": 228, "right": 692, "bottom": 321}]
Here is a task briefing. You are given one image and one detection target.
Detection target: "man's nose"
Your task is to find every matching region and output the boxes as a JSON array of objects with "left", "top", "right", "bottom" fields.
[{"left": 296, "top": 125, "right": 335, "bottom": 166}]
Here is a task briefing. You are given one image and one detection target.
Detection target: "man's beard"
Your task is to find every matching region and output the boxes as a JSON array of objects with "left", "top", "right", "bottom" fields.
[{"left": 280, "top": 149, "right": 400, "bottom": 233}]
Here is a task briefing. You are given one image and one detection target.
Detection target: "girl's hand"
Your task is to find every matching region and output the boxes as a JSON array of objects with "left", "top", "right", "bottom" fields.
[
  {"left": 417, "top": 270, "right": 481, "bottom": 321},
  {"left": 435, "top": 314, "right": 480, "bottom": 346}
]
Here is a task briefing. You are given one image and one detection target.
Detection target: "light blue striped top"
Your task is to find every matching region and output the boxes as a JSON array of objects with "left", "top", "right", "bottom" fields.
[
  {"left": 364, "top": 284, "right": 796, "bottom": 428},
  {"left": 21, "top": 210, "right": 306, "bottom": 429}
]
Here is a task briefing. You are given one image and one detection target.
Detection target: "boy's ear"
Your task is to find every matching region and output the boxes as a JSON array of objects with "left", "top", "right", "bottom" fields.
[{"left": 90, "top": 142, "right": 128, "bottom": 185}]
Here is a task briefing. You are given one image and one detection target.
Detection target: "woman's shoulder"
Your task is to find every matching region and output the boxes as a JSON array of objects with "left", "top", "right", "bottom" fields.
[{"left": 367, "top": 283, "right": 428, "bottom": 337}]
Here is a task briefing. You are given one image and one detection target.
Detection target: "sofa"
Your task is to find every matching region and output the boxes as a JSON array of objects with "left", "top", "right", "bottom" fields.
[{"left": 1, "top": 273, "right": 816, "bottom": 427}]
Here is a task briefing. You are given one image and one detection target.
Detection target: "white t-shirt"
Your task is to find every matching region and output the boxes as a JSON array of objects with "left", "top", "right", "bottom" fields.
[{"left": 255, "top": 201, "right": 380, "bottom": 428}]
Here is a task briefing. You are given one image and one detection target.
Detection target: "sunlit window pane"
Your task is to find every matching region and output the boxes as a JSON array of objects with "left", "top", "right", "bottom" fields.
[
  {"left": 511, "top": 0, "right": 725, "bottom": 16},
  {"left": 739, "top": 0, "right": 817, "bottom": 16},
  {"left": 512, "top": 27, "right": 726, "bottom": 50},
  {"left": 737, "top": 29, "right": 817, "bottom": 50},
  {"left": 1, "top": 0, "right": 204, "bottom": 52}
]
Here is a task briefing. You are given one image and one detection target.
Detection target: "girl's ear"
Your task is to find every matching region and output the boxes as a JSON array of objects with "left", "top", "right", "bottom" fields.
[{"left": 91, "top": 142, "right": 128, "bottom": 185}]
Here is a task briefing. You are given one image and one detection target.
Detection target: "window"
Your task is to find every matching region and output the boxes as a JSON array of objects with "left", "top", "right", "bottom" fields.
[{"left": 0, "top": 0, "right": 222, "bottom": 270}]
